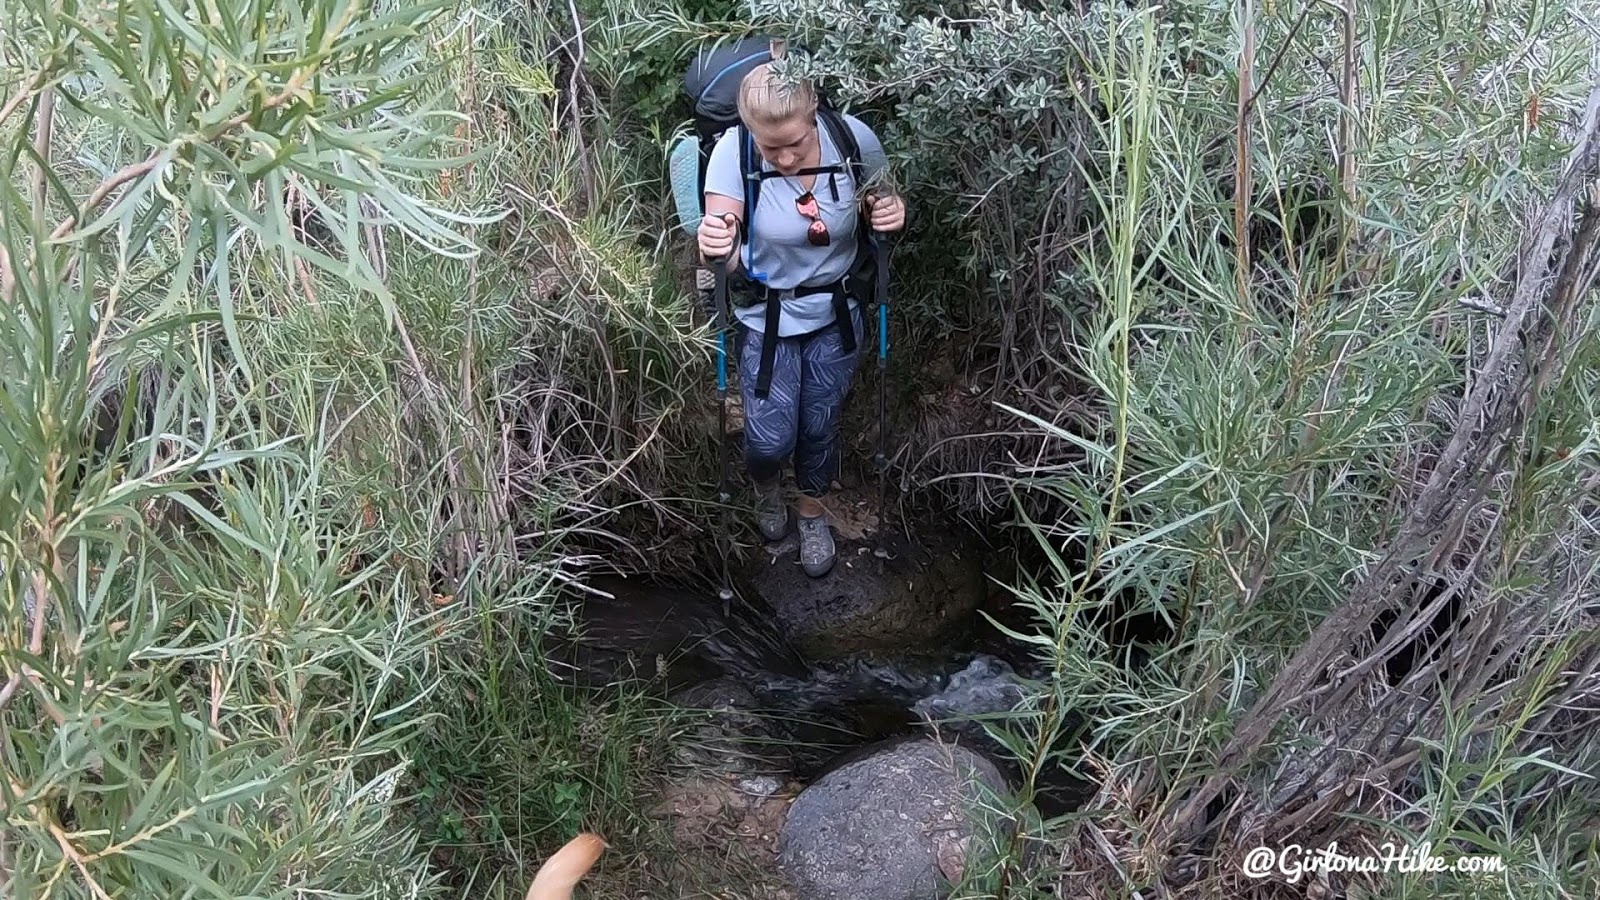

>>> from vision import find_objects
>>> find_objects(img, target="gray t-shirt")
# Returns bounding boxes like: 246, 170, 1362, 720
705, 112, 885, 336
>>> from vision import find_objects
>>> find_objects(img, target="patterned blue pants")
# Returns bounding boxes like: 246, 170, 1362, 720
739, 305, 865, 498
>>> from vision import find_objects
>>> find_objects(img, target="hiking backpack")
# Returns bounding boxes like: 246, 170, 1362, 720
668, 34, 879, 301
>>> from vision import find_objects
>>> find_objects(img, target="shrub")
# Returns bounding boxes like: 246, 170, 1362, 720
1, 1, 685, 896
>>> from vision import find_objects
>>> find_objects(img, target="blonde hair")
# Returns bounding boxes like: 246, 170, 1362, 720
736, 62, 818, 129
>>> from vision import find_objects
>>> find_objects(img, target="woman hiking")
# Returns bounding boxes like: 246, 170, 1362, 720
696, 62, 906, 578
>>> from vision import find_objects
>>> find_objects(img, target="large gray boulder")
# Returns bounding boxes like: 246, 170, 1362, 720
777, 738, 1010, 900
743, 528, 986, 660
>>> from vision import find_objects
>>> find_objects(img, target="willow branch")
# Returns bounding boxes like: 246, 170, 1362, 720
1233, 0, 1256, 320
0, 245, 13, 304
32, 89, 55, 214
49, 66, 314, 243
0, 72, 45, 131
564, 0, 595, 205
0, 566, 54, 715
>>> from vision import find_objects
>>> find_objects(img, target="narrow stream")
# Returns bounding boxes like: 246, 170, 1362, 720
557, 566, 1093, 813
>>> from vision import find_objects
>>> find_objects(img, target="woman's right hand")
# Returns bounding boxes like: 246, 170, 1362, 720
698, 213, 738, 262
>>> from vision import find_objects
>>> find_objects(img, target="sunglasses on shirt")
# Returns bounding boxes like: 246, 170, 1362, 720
795, 190, 829, 247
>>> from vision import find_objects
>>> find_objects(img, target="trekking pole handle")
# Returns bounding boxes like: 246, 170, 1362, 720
707, 213, 739, 338
704, 213, 740, 265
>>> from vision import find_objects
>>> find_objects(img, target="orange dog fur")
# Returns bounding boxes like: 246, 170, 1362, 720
524, 832, 607, 900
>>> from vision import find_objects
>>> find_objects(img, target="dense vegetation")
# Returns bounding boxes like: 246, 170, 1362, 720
3, 1, 1596, 899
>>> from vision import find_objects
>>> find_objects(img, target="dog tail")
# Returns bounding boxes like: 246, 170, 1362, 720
524, 832, 607, 900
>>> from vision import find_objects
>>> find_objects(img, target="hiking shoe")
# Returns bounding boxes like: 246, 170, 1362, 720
755, 480, 788, 542
798, 513, 836, 577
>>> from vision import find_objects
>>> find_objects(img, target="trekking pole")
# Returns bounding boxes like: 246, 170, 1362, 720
711, 227, 737, 611
871, 229, 891, 563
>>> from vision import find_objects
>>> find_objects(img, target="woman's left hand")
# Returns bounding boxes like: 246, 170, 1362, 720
866, 193, 906, 233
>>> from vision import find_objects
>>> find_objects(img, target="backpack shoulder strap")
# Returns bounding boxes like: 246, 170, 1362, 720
817, 106, 864, 188
738, 124, 761, 271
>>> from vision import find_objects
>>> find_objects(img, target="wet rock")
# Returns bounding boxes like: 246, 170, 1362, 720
912, 655, 1027, 749
913, 656, 1026, 722
672, 677, 761, 711
668, 677, 793, 776
742, 529, 986, 660
777, 737, 1010, 900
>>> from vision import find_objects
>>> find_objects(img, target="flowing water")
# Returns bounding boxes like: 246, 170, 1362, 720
561, 571, 1090, 810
